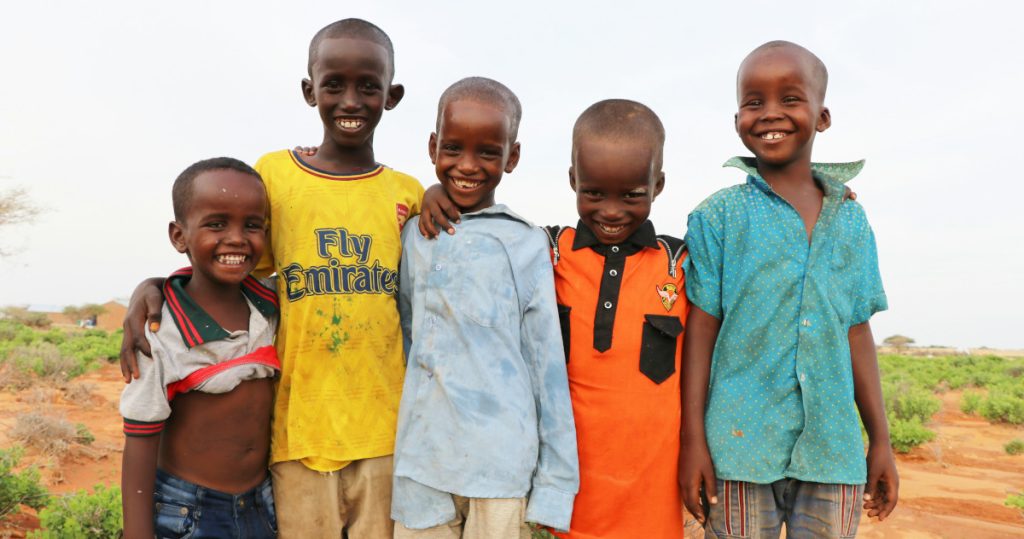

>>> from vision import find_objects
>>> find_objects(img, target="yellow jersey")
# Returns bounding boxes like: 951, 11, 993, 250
254, 150, 423, 467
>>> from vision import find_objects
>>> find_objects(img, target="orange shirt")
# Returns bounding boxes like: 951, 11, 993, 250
549, 222, 688, 539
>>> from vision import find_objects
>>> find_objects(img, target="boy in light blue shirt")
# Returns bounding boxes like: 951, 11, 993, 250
681, 41, 898, 538
393, 77, 578, 538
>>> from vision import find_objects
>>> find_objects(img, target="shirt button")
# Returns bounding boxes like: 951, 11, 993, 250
802, 319, 811, 327
611, 246, 620, 253
604, 301, 613, 309
799, 373, 806, 382
434, 264, 442, 271
609, 269, 618, 277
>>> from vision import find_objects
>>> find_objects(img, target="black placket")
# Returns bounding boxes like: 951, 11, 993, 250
593, 244, 628, 352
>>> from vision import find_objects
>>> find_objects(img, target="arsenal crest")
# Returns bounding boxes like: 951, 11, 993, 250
656, 283, 678, 311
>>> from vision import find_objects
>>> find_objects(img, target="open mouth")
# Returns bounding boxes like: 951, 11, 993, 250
449, 177, 485, 191
759, 131, 789, 141
597, 223, 625, 235
335, 118, 365, 131
215, 254, 248, 266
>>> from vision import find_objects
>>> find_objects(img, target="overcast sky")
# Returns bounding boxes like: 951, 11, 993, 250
2, 1, 1022, 348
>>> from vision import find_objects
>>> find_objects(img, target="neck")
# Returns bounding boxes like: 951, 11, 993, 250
183, 273, 247, 324
756, 158, 815, 189
312, 136, 377, 174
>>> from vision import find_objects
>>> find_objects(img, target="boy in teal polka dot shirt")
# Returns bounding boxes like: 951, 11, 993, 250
680, 41, 898, 538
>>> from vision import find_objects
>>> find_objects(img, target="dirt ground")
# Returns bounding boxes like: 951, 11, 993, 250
1, 363, 1022, 538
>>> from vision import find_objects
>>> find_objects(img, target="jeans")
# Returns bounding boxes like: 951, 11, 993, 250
154, 468, 277, 539
705, 479, 862, 539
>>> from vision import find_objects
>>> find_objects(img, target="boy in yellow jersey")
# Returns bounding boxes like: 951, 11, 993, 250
120, 19, 423, 538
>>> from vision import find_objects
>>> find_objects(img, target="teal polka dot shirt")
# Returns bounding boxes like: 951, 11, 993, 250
683, 157, 887, 485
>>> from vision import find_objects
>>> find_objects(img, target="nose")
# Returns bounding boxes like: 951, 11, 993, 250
340, 86, 361, 112
223, 224, 246, 245
599, 201, 626, 222
760, 100, 784, 121
456, 154, 479, 175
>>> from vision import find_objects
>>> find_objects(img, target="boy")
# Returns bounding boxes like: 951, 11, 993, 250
121, 157, 279, 539
120, 19, 423, 538
418, 99, 688, 538
680, 41, 898, 538
393, 77, 578, 538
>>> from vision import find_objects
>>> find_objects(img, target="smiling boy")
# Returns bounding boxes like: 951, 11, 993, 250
121, 158, 279, 539
681, 41, 897, 538
393, 77, 578, 538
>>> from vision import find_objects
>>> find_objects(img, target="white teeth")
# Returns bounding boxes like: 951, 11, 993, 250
451, 178, 483, 190
217, 255, 247, 265
761, 132, 787, 140
336, 119, 363, 130
598, 224, 624, 234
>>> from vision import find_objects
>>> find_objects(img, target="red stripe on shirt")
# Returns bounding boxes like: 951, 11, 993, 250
166, 346, 280, 401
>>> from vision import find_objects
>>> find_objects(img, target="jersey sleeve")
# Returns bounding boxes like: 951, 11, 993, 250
683, 209, 725, 320
119, 332, 174, 437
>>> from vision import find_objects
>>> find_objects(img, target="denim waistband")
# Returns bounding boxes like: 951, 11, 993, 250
155, 468, 271, 510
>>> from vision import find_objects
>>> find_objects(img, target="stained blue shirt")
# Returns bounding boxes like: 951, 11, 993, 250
683, 157, 887, 485
392, 204, 579, 530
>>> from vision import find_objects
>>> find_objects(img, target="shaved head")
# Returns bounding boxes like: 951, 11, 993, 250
436, 77, 522, 142
307, 18, 395, 78
572, 99, 665, 170
738, 40, 828, 102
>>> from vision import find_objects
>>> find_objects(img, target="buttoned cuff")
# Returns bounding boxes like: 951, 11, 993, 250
526, 485, 575, 532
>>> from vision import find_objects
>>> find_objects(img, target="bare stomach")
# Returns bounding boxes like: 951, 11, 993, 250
158, 377, 274, 494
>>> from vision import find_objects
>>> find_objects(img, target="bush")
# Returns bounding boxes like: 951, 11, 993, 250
11, 412, 78, 456
29, 485, 122, 539
1006, 492, 1024, 512
1005, 439, 1024, 456
888, 416, 936, 453
5, 342, 84, 382
0, 447, 50, 521
890, 388, 941, 422
960, 391, 983, 414
979, 394, 1024, 425
0, 306, 52, 329
75, 424, 95, 446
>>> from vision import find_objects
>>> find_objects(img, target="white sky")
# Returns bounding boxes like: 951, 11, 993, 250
2, 1, 1022, 348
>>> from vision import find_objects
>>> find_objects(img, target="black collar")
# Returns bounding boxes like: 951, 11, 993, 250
572, 220, 658, 256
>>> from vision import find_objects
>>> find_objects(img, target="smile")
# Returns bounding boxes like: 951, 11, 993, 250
450, 177, 485, 191
760, 132, 788, 140
335, 118, 364, 131
597, 223, 625, 234
216, 254, 248, 265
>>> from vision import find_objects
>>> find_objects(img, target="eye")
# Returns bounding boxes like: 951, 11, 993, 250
480, 148, 502, 160
782, 96, 801, 104
744, 99, 762, 108
441, 144, 460, 155
360, 81, 381, 93
581, 190, 603, 199
246, 220, 266, 230
624, 189, 648, 199
205, 221, 225, 229
324, 79, 342, 91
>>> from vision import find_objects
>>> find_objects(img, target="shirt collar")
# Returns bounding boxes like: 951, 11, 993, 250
723, 156, 864, 199
461, 203, 535, 227
163, 268, 278, 349
572, 220, 659, 253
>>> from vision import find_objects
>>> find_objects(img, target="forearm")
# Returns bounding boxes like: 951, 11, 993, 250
122, 436, 160, 539
850, 322, 890, 445
681, 307, 720, 447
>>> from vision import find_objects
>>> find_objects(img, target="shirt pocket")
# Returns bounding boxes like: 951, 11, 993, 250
454, 238, 516, 328
557, 304, 571, 363
639, 314, 683, 384
827, 237, 858, 324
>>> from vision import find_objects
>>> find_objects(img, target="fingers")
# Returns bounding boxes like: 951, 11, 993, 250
440, 199, 461, 234
878, 476, 899, 520
118, 332, 134, 383
291, 145, 318, 156
682, 478, 705, 525
703, 470, 718, 509
419, 206, 439, 239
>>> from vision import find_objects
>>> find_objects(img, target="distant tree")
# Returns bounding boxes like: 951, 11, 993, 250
62, 304, 106, 326
0, 187, 40, 257
883, 334, 916, 353
0, 306, 52, 329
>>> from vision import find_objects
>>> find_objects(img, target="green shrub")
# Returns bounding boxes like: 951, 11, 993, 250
75, 423, 95, 446
30, 484, 122, 539
1006, 492, 1024, 512
1004, 439, 1024, 456
528, 523, 558, 539
960, 391, 983, 414
0, 447, 50, 520
890, 388, 941, 422
979, 393, 1024, 425
5, 342, 84, 382
888, 416, 936, 453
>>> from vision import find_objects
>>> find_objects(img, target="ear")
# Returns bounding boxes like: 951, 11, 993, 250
568, 166, 577, 192
504, 142, 521, 174
428, 132, 438, 164
168, 221, 188, 254
734, 112, 740, 134
817, 106, 831, 132
302, 79, 316, 107
652, 171, 666, 199
385, 84, 405, 110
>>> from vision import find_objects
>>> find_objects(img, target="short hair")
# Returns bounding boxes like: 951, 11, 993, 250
307, 18, 395, 78
436, 77, 523, 143
172, 157, 263, 221
571, 99, 666, 170
739, 40, 829, 101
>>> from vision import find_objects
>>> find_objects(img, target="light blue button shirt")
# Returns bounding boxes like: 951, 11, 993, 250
393, 204, 579, 530
683, 157, 887, 485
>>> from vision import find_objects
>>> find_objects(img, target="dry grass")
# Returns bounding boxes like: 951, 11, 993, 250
10, 412, 78, 457
63, 381, 97, 403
